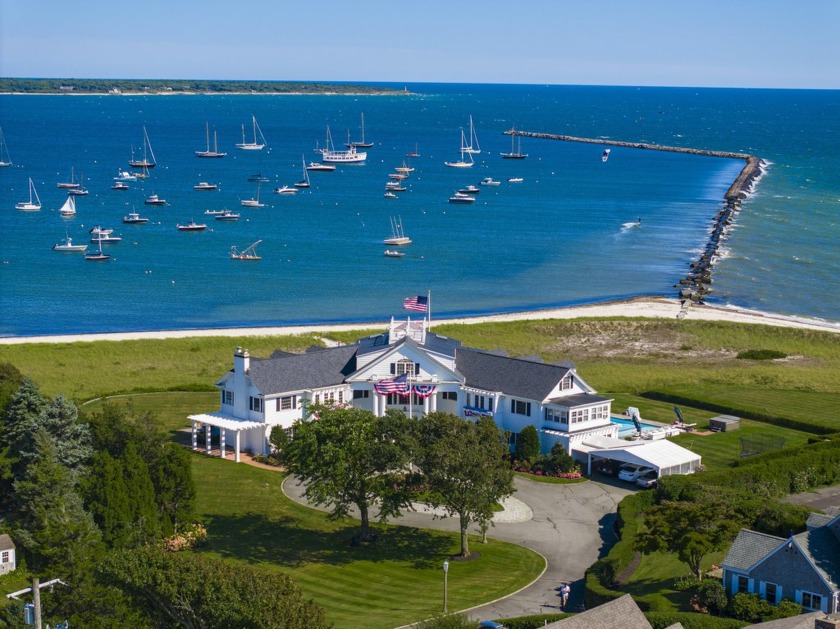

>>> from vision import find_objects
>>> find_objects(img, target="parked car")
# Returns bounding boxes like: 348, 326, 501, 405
618, 463, 654, 483
636, 470, 659, 488
594, 459, 621, 476
478, 622, 507, 629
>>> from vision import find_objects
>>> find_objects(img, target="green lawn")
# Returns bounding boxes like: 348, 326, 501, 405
191, 455, 544, 629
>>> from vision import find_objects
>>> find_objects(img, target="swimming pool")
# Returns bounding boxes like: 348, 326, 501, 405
610, 416, 661, 437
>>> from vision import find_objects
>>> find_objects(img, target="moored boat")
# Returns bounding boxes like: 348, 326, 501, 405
273, 185, 298, 195
500, 129, 528, 159
214, 209, 240, 221
84, 240, 110, 261
458, 185, 480, 195
345, 113, 373, 149
230, 240, 262, 260
177, 221, 207, 231
480, 177, 501, 186
111, 181, 129, 191
383, 216, 412, 245
193, 182, 218, 191
123, 211, 149, 224
448, 192, 475, 204
128, 126, 157, 169
90, 233, 122, 244
15, 178, 41, 211
320, 126, 366, 163
306, 162, 335, 171
58, 195, 76, 217
144, 193, 167, 205
602, 148, 611, 162
444, 129, 475, 168
0, 127, 12, 167
507, 177, 524, 183
57, 166, 81, 189
195, 121, 226, 158
236, 115, 267, 151
53, 231, 87, 252
384, 249, 405, 257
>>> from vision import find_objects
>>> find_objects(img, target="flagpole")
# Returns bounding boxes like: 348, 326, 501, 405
427, 289, 431, 331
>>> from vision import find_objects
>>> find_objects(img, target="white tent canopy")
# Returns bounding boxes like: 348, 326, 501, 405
579, 437, 701, 477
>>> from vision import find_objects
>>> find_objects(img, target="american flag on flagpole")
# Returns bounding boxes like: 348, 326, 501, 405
403, 295, 428, 312
373, 373, 409, 395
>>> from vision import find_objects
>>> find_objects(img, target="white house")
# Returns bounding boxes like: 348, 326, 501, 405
0, 534, 16, 575
189, 316, 618, 462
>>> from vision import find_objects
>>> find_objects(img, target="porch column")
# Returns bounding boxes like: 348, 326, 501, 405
423, 395, 430, 414
373, 391, 381, 417
235, 431, 241, 463
191, 421, 198, 450
431, 393, 438, 412
205, 423, 212, 454
219, 428, 226, 459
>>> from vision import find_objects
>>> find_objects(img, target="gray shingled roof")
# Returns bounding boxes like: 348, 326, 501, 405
548, 393, 612, 407
456, 347, 572, 400
248, 345, 357, 395
543, 594, 653, 629
723, 529, 785, 571
794, 524, 840, 589
744, 611, 824, 629
0, 534, 14, 551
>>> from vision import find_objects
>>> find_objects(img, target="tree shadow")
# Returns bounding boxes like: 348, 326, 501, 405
596, 512, 620, 559
203, 511, 453, 569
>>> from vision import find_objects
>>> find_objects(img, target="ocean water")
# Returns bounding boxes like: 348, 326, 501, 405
0, 84, 838, 336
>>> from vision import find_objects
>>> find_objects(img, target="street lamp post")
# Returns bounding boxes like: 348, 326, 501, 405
442, 560, 449, 613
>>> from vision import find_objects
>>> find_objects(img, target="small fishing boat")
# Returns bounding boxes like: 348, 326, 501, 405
273, 185, 298, 195
204, 209, 227, 216
507, 177, 524, 183
306, 162, 336, 172
111, 181, 129, 191
15, 178, 42, 211
90, 232, 122, 244
114, 170, 137, 182
196, 121, 226, 158
384, 191, 397, 199
89, 226, 113, 236
602, 148, 611, 163
384, 249, 405, 258
193, 182, 218, 191
123, 211, 149, 224
480, 177, 501, 186
53, 231, 87, 252
448, 192, 475, 204
177, 221, 207, 232
144, 193, 167, 205
385, 181, 406, 192
458, 185, 480, 195
248, 173, 270, 182
230, 240, 262, 260
383, 216, 412, 245
236, 116, 267, 151
58, 195, 76, 217
214, 209, 240, 221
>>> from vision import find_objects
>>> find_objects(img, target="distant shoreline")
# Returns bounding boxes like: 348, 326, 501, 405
1, 297, 837, 345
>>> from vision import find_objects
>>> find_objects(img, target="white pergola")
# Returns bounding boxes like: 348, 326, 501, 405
188, 412, 265, 463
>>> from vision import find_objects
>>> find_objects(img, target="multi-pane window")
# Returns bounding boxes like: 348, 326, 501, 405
510, 399, 531, 416
764, 582, 778, 604
277, 396, 297, 411
442, 391, 457, 401
353, 390, 370, 399
737, 575, 749, 594
223, 390, 234, 405
249, 396, 263, 412
561, 375, 573, 390
1, 551, 8, 564
545, 408, 564, 423
801, 592, 822, 610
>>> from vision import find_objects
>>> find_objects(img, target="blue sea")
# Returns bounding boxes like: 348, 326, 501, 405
1, 84, 838, 337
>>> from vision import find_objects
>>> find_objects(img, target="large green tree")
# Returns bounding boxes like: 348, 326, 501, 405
418, 413, 514, 557
279, 405, 414, 540
635, 500, 739, 580
98, 547, 330, 628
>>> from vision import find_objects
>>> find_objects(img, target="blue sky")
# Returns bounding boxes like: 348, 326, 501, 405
1, 0, 838, 89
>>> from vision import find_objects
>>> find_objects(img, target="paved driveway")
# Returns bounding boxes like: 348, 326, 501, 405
283, 474, 634, 620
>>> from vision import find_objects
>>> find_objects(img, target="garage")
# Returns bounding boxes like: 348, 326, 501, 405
574, 435, 702, 478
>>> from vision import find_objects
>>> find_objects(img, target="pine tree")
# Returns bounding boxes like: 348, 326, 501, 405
149, 442, 196, 535
85, 451, 132, 547
122, 443, 160, 543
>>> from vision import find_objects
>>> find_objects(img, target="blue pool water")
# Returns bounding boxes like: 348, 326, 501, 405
610, 416, 660, 436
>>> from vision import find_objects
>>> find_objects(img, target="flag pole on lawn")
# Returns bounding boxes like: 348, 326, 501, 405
427, 289, 431, 330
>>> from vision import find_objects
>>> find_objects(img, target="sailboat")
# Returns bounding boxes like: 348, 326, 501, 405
236, 115, 267, 151
0, 127, 12, 167
84, 237, 110, 261
383, 216, 412, 246
241, 181, 265, 207
500, 129, 528, 159
15, 178, 42, 211
68, 173, 89, 196
320, 126, 366, 163
195, 121, 226, 158
294, 155, 312, 188
407, 143, 420, 158
230, 240, 262, 260
128, 126, 157, 168
57, 166, 81, 189
444, 129, 475, 168
464, 115, 481, 154
345, 112, 373, 148
58, 195, 77, 217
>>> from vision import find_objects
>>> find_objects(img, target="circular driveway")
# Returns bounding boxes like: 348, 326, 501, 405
283, 474, 634, 619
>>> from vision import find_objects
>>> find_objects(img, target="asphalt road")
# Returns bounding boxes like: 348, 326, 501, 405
282, 474, 635, 621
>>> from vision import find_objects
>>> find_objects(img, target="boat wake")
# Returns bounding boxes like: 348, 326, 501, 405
620, 220, 642, 232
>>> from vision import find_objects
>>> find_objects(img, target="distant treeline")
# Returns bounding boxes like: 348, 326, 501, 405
0, 77, 406, 95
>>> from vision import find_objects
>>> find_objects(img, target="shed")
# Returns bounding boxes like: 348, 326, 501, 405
0, 534, 16, 575
710, 415, 740, 432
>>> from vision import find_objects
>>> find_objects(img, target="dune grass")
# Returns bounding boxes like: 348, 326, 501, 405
191, 455, 544, 629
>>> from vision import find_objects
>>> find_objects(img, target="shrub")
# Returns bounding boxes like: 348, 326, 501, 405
515, 425, 541, 462
696, 579, 728, 615
645, 611, 747, 628
736, 349, 787, 360
162, 522, 207, 552
495, 612, 571, 629
728, 592, 773, 623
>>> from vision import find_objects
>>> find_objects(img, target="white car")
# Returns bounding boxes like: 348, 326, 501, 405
636, 470, 659, 488
618, 464, 654, 483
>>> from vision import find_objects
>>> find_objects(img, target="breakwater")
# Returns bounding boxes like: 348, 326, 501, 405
509, 130, 765, 307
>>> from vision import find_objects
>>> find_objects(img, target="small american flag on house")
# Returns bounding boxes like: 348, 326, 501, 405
373, 373, 409, 395
403, 295, 428, 312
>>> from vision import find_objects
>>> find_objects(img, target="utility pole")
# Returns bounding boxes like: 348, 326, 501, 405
32, 577, 41, 629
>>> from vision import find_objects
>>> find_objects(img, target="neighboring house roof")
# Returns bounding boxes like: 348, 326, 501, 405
0, 534, 14, 551
793, 521, 840, 590
248, 345, 357, 395
743, 611, 824, 629
542, 594, 657, 629
723, 529, 785, 571
456, 347, 573, 400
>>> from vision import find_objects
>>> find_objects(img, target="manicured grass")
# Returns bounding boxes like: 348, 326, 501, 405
191, 455, 545, 629
82, 391, 218, 435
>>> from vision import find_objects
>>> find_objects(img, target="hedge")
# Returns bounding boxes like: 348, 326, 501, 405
640, 390, 834, 435
646, 611, 747, 629
495, 612, 571, 628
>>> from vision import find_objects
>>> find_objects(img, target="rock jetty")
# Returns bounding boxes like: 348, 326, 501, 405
507, 130, 765, 309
